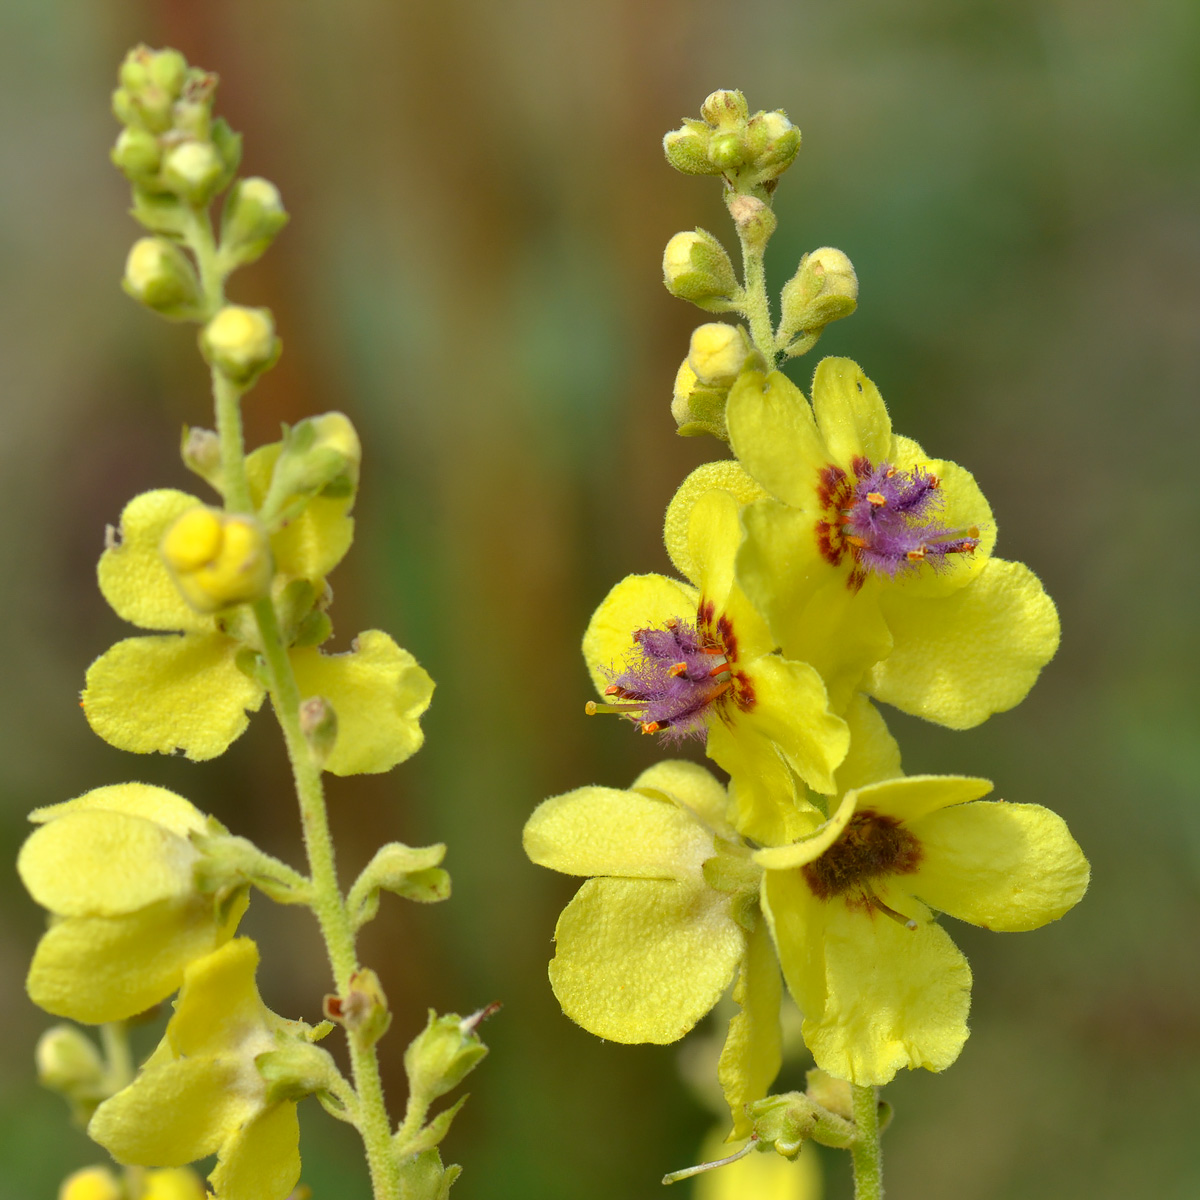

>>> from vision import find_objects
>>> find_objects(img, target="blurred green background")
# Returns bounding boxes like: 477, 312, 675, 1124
2, 1, 1198, 1197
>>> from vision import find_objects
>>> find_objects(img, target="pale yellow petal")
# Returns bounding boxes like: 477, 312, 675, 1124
19, 810, 196, 916
549, 876, 743, 1044
718, 920, 783, 1138
852, 774, 993, 823
523, 786, 713, 881
168, 938, 265, 1059
907, 801, 1090, 931
867, 557, 1061, 729
754, 791, 858, 871
833, 695, 902, 794
726, 369, 825, 508
665, 460, 768, 584
809, 358, 891, 471
581, 573, 698, 693
83, 634, 264, 759
290, 630, 434, 775
208, 1102, 301, 1200
98, 490, 209, 633
760, 869, 827, 1024
804, 899, 970, 1086
736, 499, 826, 637
29, 782, 206, 838
89, 1056, 252, 1166
632, 759, 730, 830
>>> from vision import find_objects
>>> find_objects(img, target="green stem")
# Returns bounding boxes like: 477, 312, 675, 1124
736, 223, 777, 365
850, 1084, 884, 1200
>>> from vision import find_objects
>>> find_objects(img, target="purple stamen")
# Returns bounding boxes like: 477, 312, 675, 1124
602, 618, 731, 743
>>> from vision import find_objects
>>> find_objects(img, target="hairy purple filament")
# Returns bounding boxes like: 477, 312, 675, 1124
602, 618, 731, 742
817, 457, 980, 589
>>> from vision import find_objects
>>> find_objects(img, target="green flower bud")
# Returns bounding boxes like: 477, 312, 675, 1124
777, 246, 858, 356
201, 305, 281, 384
748, 1091, 856, 1154
746, 110, 801, 175
219, 177, 290, 269
662, 229, 740, 312
701, 89, 749, 128
324, 969, 392, 1049
122, 237, 202, 319
114, 46, 177, 134
727, 194, 777, 254
211, 118, 243, 185
671, 357, 730, 441
171, 69, 219, 141
707, 131, 745, 171
36, 1025, 105, 1096
162, 140, 224, 204
110, 126, 161, 184
663, 123, 720, 176
404, 1008, 493, 1105
688, 322, 751, 386
147, 49, 188, 97
260, 412, 361, 522
299, 695, 339, 767
128, 187, 190, 237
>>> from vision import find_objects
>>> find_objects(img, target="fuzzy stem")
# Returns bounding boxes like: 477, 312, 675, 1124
735, 224, 776, 365
850, 1084, 884, 1200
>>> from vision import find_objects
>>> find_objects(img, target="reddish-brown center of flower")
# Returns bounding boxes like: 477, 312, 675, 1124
802, 809, 923, 926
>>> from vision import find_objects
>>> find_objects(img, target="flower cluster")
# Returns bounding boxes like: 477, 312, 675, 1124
21, 46, 482, 1200
525, 89, 1088, 1179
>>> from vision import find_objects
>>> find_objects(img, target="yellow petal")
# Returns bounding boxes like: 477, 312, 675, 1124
168, 938, 266, 1059
736, 499, 826, 634
248, 443, 354, 581
208, 1102, 301, 1200
803, 897, 971, 1086
549, 876, 743, 1044
27, 891, 248, 1025
852, 774, 993, 823
29, 782, 206, 838
19, 810, 196, 916
89, 1055, 252, 1166
631, 759, 730, 830
665, 460, 769, 584
907, 801, 1090, 931
523, 786, 713, 881
867, 557, 1060, 729
290, 630, 434, 775
141, 1168, 207, 1200
809, 358, 892, 471
760, 869, 827, 1024
726, 369, 825, 509
833, 695, 902, 794
98, 490, 210, 633
754, 791, 858, 871
737, 655, 849, 795
693, 1127, 822, 1200
581, 573, 698, 694
718, 920, 783, 1138
83, 633, 265, 759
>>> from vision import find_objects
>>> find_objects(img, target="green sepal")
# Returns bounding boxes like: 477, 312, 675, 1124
129, 187, 190, 238
348, 843, 450, 930
395, 1149, 461, 1200
747, 1091, 857, 1154
255, 1038, 345, 1106
398, 1095, 469, 1157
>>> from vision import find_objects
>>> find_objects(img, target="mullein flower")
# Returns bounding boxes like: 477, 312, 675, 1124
757, 770, 1089, 1085
721, 358, 1060, 725
18, 783, 248, 1024
89, 938, 309, 1200
83, 443, 432, 771
583, 487, 848, 842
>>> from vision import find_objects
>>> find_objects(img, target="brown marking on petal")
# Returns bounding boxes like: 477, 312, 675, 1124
716, 612, 738, 662
816, 519, 844, 566
802, 809, 923, 901
851, 455, 873, 479
816, 463, 848, 510
846, 567, 867, 592
732, 670, 756, 712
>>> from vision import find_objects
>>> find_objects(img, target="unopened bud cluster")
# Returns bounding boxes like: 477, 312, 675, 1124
663, 89, 800, 197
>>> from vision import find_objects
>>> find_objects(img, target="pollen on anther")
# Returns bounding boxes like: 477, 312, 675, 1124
866, 492, 886, 507
906, 545, 927, 562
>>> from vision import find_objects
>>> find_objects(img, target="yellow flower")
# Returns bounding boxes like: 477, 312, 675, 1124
18, 783, 247, 1024
583, 488, 847, 843
58, 1166, 121, 1200
89, 939, 305, 1200
717, 359, 1059, 726
757, 770, 1089, 1086
82, 458, 432, 771
523, 761, 757, 1045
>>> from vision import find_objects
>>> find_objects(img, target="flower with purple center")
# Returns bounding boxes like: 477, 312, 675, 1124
583, 488, 849, 845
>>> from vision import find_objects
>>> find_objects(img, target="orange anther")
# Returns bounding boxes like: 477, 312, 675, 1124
668, 662, 688, 677
845, 535, 867, 549
967, 525, 980, 539
866, 492, 886, 507
640, 721, 664, 735
604, 684, 621, 696
906, 545, 927, 562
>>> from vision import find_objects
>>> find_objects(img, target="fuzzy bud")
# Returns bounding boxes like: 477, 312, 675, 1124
700, 89, 750, 128
663, 124, 719, 176
219, 177, 289, 269
161, 140, 224, 205
727, 194, 777, 254
36, 1025, 106, 1098
404, 1007, 493, 1105
160, 506, 272, 613
688, 323, 751, 386
671, 357, 730, 442
324, 969, 392, 1049
123, 237, 202, 319
662, 229, 740, 312
110, 126, 161, 184
201, 305, 281, 385
778, 247, 858, 356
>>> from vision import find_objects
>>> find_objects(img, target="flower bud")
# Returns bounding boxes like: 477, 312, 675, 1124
114, 46, 190, 134
662, 229, 740, 312
727, 194, 777, 255
663, 124, 720, 176
701, 89, 749, 128
707, 131, 745, 171
324, 968, 393, 1048
141, 1168, 207, 1200
110, 126, 161, 183
162, 139, 224, 204
37, 1025, 105, 1094
201, 305, 281, 384
688, 322, 751, 386
219, 177, 290, 269
299, 695, 339, 767
404, 1008, 492, 1104
671, 358, 730, 442
160, 506, 272, 613
180, 425, 223, 489
748, 1091, 856, 1154
777, 247, 858, 355
59, 1166, 122, 1200
123, 237, 203, 319
260, 412, 362, 526
745, 110, 801, 176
